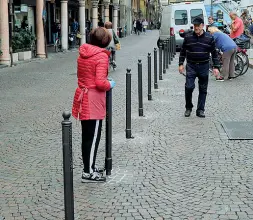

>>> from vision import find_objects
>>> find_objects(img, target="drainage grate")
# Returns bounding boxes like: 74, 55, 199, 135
221, 121, 253, 140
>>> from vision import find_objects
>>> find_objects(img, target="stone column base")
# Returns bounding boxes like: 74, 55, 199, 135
36, 54, 47, 58
0, 58, 10, 66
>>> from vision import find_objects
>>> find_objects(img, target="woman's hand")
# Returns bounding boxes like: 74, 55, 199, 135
109, 80, 116, 89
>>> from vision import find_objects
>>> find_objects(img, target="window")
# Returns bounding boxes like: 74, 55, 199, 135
175, 10, 188, 25
190, 9, 203, 23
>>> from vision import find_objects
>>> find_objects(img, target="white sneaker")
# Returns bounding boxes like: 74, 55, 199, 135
81, 171, 106, 183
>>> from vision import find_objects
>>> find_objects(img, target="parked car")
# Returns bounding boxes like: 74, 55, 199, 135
157, 2, 208, 51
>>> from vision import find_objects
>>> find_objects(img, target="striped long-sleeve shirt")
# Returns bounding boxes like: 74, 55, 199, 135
179, 31, 220, 68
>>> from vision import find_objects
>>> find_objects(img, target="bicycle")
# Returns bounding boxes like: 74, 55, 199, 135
221, 26, 250, 76
236, 48, 249, 75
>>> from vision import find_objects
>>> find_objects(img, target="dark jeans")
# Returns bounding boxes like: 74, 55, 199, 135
185, 63, 209, 112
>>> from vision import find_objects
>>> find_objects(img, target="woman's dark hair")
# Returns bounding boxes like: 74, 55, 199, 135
89, 27, 112, 48
104, 22, 113, 29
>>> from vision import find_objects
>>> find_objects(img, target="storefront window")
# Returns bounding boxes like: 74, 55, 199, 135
14, 5, 28, 30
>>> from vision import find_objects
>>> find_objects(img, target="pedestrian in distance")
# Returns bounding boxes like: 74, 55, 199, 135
208, 16, 216, 27
230, 11, 244, 39
206, 16, 217, 32
142, 19, 148, 34
71, 18, 79, 34
179, 17, 220, 118
72, 27, 116, 182
136, 19, 142, 35
133, 19, 137, 34
52, 20, 61, 44
105, 21, 120, 69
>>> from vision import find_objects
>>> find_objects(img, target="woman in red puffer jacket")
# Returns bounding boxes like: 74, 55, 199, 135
72, 27, 115, 183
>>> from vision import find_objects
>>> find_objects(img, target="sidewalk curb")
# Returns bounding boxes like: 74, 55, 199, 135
0, 49, 79, 69
0, 34, 136, 70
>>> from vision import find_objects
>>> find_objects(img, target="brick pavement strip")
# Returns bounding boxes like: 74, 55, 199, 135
1, 30, 253, 220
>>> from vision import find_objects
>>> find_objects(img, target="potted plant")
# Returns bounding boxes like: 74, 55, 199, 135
11, 32, 22, 62
12, 29, 35, 61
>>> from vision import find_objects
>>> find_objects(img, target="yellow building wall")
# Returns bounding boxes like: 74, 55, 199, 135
140, 0, 146, 19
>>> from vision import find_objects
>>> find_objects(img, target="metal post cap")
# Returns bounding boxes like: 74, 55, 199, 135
138, 59, 142, 63
62, 111, 71, 120
126, 68, 131, 73
148, 53, 151, 56
154, 48, 157, 51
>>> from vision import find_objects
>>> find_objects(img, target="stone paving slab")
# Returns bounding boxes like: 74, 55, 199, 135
1, 30, 253, 220
222, 121, 253, 140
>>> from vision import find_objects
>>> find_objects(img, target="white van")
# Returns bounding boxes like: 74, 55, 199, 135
158, 2, 208, 50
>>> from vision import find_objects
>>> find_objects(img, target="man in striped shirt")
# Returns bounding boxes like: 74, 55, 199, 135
179, 17, 220, 118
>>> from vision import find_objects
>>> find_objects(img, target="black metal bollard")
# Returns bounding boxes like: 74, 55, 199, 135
148, 53, 152, 101
170, 36, 173, 61
159, 42, 163, 80
154, 48, 158, 89
138, 60, 144, 117
163, 41, 166, 74
61, 111, 74, 220
168, 38, 171, 65
174, 35, 177, 55
166, 39, 169, 69
126, 69, 133, 139
173, 35, 176, 57
105, 90, 112, 176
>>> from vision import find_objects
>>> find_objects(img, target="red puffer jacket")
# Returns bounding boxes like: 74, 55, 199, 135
72, 44, 111, 120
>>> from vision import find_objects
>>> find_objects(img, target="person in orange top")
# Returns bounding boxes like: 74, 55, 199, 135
230, 11, 244, 39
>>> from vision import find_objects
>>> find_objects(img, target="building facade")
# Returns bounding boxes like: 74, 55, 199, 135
0, 0, 132, 66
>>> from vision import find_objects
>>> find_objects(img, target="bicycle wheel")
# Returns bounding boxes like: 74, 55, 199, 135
237, 52, 249, 75
234, 54, 244, 78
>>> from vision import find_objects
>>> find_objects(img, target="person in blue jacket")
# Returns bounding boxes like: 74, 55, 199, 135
208, 26, 237, 81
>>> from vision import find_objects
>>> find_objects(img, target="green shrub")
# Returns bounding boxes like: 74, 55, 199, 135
12, 29, 35, 53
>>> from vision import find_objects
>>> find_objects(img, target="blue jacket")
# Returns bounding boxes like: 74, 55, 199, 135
213, 32, 237, 52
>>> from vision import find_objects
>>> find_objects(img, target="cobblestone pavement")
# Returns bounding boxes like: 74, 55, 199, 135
1, 30, 253, 220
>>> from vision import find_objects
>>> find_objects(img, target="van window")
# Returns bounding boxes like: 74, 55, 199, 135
190, 9, 203, 23
174, 10, 188, 25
